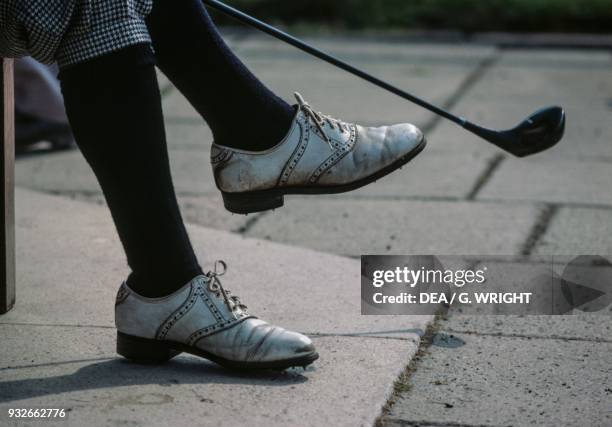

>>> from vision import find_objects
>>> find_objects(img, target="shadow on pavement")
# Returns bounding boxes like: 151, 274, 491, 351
0, 357, 309, 403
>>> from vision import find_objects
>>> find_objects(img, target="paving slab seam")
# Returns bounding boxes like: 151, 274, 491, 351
466, 154, 506, 200
421, 50, 501, 134
31, 188, 612, 212
474, 199, 612, 211
376, 315, 445, 427
443, 328, 612, 344
28, 180, 612, 215
294, 194, 612, 211
520, 204, 559, 256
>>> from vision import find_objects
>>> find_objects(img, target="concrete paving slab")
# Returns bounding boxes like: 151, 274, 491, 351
0, 187, 436, 425
471, 54, 612, 108
165, 122, 213, 150
163, 38, 494, 128
0, 325, 416, 427
494, 49, 612, 66
238, 35, 496, 64
7, 39, 611, 427
246, 199, 541, 256
156, 69, 171, 94
167, 149, 217, 195
161, 59, 448, 128
234, 61, 465, 128
179, 195, 250, 232
162, 89, 202, 123
430, 49, 612, 161
163, 127, 495, 201
451, 49, 611, 115
445, 313, 612, 343
432, 101, 612, 161
16, 147, 218, 196
443, 259, 612, 341
534, 207, 612, 255
385, 333, 612, 427
16, 150, 100, 193
477, 158, 612, 206
0, 324, 115, 369
68, 192, 249, 234
5, 188, 432, 340
350, 150, 494, 200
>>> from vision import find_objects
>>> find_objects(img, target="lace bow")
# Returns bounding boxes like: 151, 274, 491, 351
295, 92, 348, 149
206, 260, 247, 312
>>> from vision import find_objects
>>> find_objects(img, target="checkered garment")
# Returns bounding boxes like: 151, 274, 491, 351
0, 0, 153, 68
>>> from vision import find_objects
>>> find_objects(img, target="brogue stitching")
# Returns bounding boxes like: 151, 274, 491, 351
155, 282, 199, 340
279, 118, 309, 187
308, 123, 357, 184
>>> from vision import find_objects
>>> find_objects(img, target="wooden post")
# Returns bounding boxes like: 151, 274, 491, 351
1, 58, 15, 314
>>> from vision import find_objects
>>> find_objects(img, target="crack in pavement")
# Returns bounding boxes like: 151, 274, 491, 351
0, 321, 114, 329
0, 357, 114, 372
0, 321, 420, 343
443, 328, 612, 344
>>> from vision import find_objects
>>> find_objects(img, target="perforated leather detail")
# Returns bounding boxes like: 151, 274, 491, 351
309, 123, 357, 184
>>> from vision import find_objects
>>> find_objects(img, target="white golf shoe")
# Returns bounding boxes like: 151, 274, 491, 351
115, 261, 318, 370
211, 93, 426, 214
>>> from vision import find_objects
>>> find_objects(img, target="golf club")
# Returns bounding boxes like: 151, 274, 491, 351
203, 0, 566, 157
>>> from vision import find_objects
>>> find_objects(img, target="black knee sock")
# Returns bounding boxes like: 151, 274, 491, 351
59, 44, 203, 298
146, 0, 295, 151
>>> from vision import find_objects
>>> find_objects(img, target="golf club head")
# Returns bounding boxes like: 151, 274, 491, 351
464, 106, 566, 157
506, 106, 566, 157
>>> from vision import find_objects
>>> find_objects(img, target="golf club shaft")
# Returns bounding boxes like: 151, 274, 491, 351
203, 0, 468, 128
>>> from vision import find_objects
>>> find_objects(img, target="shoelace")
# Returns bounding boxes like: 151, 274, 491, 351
206, 260, 248, 313
294, 92, 348, 149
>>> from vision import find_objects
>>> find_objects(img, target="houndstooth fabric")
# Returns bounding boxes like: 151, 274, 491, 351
0, 0, 153, 68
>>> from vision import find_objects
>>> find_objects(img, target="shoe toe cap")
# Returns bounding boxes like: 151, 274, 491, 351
384, 123, 424, 153
269, 329, 316, 360
238, 319, 316, 362
288, 331, 316, 355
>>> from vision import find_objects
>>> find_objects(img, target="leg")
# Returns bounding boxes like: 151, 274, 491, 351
59, 43, 317, 369
146, 0, 294, 151
59, 44, 202, 298
147, 0, 425, 215
36, 1, 317, 369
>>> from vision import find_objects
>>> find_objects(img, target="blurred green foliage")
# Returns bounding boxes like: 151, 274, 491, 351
217, 0, 612, 33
